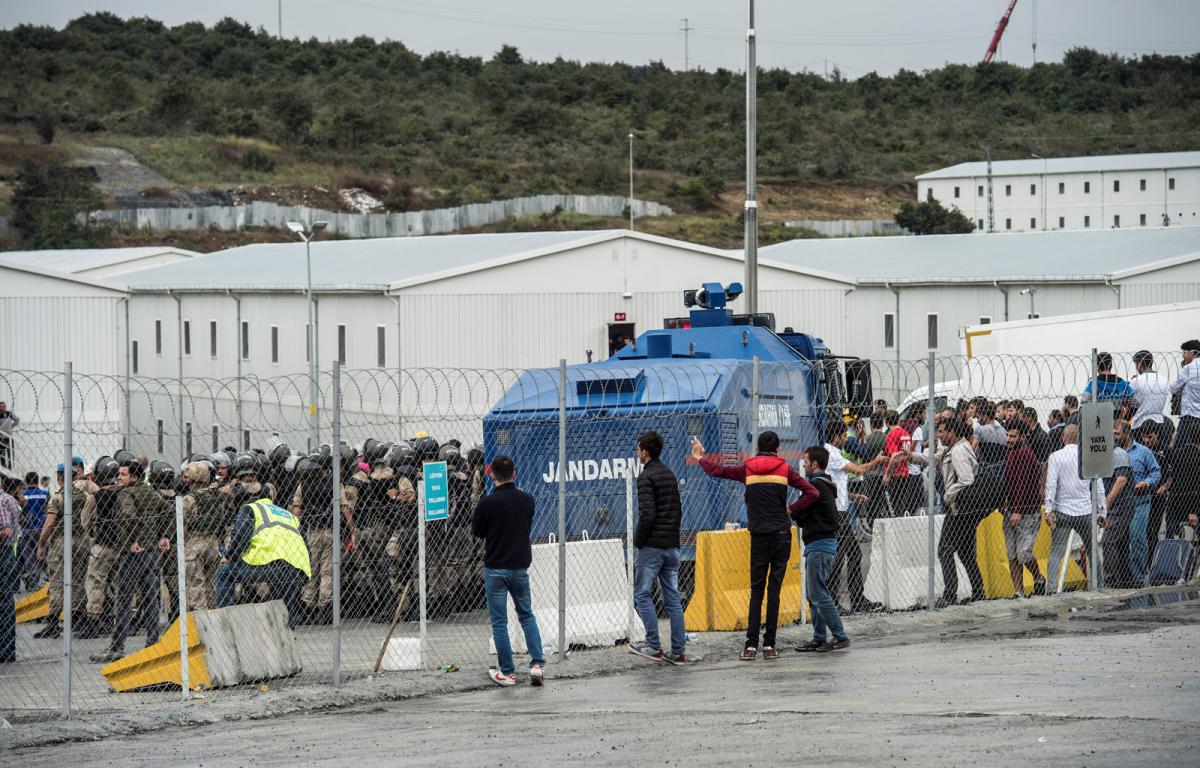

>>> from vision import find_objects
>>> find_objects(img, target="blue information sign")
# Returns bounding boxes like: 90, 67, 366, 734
422, 461, 450, 521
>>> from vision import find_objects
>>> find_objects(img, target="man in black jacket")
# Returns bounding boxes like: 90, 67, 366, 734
628, 431, 686, 665
794, 446, 850, 653
470, 455, 545, 688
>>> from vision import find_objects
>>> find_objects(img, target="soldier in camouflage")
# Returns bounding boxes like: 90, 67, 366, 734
33, 458, 94, 639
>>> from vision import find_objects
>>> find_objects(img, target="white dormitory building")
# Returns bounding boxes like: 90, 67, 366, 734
916, 151, 1200, 233
3, 226, 1200, 467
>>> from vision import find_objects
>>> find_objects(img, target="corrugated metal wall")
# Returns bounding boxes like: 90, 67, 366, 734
0, 296, 123, 375
1121, 282, 1200, 307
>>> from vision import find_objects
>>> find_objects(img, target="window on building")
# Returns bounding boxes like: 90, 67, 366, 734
953, 186, 960, 199
1058, 182, 1065, 194
1005, 218, 1012, 230
977, 185, 983, 197
1030, 183, 1036, 195
271, 326, 279, 364
209, 320, 217, 357
1140, 213, 1147, 226
1005, 184, 1012, 197
337, 324, 347, 364
1058, 216, 1065, 228
978, 219, 984, 229
1169, 177, 1176, 191
883, 313, 895, 349
1030, 218, 1037, 229
926, 188, 933, 202
183, 320, 191, 355
131, 340, 139, 374
377, 326, 386, 368
1084, 181, 1091, 194
185, 422, 193, 454
1114, 215, 1120, 228
926, 314, 939, 350
1113, 179, 1120, 193
240, 321, 249, 360
211, 426, 219, 452
242, 429, 251, 451
979, 316, 992, 325
155, 320, 162, 355
156, 419, 164, 454
1084, 215, 1091, 228
1140, 179, 1147, 191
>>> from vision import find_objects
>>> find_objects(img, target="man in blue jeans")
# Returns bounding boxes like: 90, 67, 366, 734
628, 431, 686, 665
471, 454, 545, 687
794, 446, 850, 653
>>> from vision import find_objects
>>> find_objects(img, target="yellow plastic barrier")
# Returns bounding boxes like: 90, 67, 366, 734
15, 585, 49, 624
685, 528, 805, 632
99, 613, 210, 692
976, 509, 1088, 597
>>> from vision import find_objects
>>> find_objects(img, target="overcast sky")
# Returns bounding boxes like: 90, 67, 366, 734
3, 1, 1198, 76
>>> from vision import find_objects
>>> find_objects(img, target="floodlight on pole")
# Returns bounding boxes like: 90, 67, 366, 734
288, 220, 328, 451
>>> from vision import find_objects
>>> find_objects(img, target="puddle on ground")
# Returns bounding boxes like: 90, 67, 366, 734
1104, 589, 1200, 612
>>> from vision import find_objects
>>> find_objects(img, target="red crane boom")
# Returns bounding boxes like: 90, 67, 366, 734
983, 0, 1019, 63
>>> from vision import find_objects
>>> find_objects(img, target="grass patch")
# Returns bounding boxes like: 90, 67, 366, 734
91, 134, 339, 187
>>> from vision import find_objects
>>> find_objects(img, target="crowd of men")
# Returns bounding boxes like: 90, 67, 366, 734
835, 344, 1200, 607
1, 435, 486, 663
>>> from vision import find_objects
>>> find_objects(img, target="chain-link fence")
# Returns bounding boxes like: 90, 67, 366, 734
2, 347, 1197, 724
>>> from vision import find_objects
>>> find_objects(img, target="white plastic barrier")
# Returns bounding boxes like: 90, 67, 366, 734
865, 513, 973, 610
492, 534, 632, 656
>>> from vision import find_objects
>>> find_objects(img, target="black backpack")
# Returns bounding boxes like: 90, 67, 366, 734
956, 462, 1004, 519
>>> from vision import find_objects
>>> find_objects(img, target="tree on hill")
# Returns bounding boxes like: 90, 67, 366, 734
11, 159, 107, 248
894, 198, 975, 235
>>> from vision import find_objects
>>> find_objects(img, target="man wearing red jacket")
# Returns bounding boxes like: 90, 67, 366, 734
693, 431, 819, 661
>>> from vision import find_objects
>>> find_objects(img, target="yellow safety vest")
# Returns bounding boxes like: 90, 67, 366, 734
241, 499, 311, 578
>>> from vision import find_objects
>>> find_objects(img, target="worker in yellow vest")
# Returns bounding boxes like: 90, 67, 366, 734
214, 497, 311, 629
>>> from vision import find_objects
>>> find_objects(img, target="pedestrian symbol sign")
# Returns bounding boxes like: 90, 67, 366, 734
1078, 402, 1114, 479
422, 460, 450, 521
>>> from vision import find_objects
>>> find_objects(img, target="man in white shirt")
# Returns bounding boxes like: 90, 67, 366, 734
1043, 424, 1107, 593
823, 421, 884, 613
1171, 340, 1200, 452
1129, 350, 1171, 438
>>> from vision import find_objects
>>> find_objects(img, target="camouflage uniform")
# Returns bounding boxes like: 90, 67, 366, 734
41, 480, 94, 621
294, 476, 352, 610
384, 474, 419, 616
85, 483, 123, 625
183, 486, 226, 610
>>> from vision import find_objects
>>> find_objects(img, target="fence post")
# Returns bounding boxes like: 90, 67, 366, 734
174, 495, 189, 700
331, 360, 342, 688
625, 473, 636, 643
925, 352, 936, 611
62, 361, 73, 719
557, 359, 567, 663
750, 355, 761, 448
1087, 347, 1100, 592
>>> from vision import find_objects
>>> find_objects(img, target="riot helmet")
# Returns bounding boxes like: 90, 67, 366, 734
93, 455, 120, 486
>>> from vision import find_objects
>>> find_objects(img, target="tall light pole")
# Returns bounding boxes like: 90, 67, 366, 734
744, 0, 758, 314
1031, 153, 1048, 230
628, 132, 635, 232
288, 220, 327, 451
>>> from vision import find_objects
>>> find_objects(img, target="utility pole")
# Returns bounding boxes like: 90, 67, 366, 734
278, 0, 283, 38
1032, 0, 1038, 64
744, 0, 758, 314
679, 18, 693, 72
628, 132, 635, 232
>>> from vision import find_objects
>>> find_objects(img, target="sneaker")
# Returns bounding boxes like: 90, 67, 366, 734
629, 642, 663, 662
795, 639, 824, 652
934, 596, 955, 609
851, 600, 884, 613
529, 663, 544, 687
663, 652, 687, 666
1033, 579, 1047, 596
816, 637, 850, 653
487, 668, 516, 687
33, 621, 61, 639
740, 646, 757, 661
89, 649, 124, 664
762, 647, 780, 660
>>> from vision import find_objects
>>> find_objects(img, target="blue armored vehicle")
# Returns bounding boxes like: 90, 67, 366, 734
482, 282, 867, 550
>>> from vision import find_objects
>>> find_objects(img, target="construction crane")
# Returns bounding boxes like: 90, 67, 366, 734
983, 0, 1019, 63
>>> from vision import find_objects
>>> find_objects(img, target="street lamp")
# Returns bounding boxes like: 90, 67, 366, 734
287, 220, 327, 451
628, 132, 634, 232
1031, 153, 1047, 230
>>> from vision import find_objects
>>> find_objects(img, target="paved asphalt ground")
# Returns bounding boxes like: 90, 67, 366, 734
11, 590, 1200, 767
